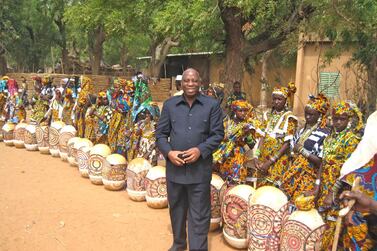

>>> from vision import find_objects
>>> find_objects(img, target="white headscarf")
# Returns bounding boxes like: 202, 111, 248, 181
340, 110, 377, 178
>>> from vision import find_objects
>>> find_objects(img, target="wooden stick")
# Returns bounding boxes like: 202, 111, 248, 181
331, 177, 361, 251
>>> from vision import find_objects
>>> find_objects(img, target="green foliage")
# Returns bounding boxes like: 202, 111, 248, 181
306, 0, 377, 66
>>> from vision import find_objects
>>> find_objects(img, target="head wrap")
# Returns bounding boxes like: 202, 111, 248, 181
98, 91, 107, 98
305, 93, 330, 127
65, 88, 73, 97
272, 82, 296, 98
231, 100, 254, 119
333, 100, 364, 132
42, 75, 51, 85
133, 101, 160, 122
78, 76, 94, 106
2, 76, 9, 80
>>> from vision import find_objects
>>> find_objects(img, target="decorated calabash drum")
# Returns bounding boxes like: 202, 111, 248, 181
77, 146, 92, 177
222, 184, 255, 249
0, 119, 5, 141
88, 144, 111, 185
145, 166, 168, 209
2, 122, 15, 146
280, 198, 325, 251
13, 122, 28, 148
77, 141, 94, 177
24, 124, 38, 151
247, 186, 289, 251
49, 121, 65, 157
210, 174, 225, 231
58, 125, 77, 161
126, 158, 152, 201
67, 137, 82, 166
102, 154, 127, 191
36, 125, 50, 153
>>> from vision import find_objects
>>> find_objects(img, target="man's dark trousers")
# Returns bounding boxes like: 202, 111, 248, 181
167, 179, 211, 251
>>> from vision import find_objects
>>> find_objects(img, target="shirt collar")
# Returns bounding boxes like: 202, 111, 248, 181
175, 93, 204, 106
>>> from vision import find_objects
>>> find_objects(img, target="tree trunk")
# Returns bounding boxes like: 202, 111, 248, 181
89, 25, 106, 75
218, 2, 245, 96
149, 37, 179, 78
366, 56, 377, 116
61, 47, 69, 73
0, 45, 6, 75
120, 45, 128, 75
259, 50, 272, 109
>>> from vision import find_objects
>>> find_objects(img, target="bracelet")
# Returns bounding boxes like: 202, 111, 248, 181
254, 149, 261, 158
315, 179, 320, 185
301, 149, 311, 158
270, 154, 279, 163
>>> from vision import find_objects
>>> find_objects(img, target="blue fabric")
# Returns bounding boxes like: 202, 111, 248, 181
156, 93, 224, 184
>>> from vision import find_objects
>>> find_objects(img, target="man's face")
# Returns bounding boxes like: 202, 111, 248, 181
182, 70, 200, 98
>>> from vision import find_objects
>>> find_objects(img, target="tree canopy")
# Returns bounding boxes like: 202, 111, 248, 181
1, 0, 376, 113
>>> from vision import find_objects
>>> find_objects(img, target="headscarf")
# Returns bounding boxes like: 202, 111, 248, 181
78, 76, 94, 106
98, 91, 107, 98
42, 75, 51, 86
2, 76, 10, 80
231, 100, 254, 119
133, 101, 160, 122
333, 100, 364, 133
305, 93, 330, 127
272, 82, 296, 107
340, 111, 377, 178
272, 82, 296, 99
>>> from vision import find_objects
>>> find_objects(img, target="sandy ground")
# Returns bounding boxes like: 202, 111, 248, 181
0, 143, 234, 251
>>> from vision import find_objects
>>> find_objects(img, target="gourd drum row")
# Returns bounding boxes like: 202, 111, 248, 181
1, 120, 326, 251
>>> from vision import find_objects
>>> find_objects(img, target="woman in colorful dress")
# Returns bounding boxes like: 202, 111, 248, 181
311, 101, 363, 250
45, 89, 64, 123
93, 91, 113, 144
329, 111, 377, 250
254, 82, 298, 187
131, 75, 151, 121
74, 76, 93, 137
128, 102, 160, 165
30, 76, 49, 124
84, 94, 98, 143
108, 79, 133, 156
213, 100, 262, 184
282, 94, 330, 201
62, 88, 74, 125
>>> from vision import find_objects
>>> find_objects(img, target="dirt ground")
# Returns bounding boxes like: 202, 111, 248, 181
0, 143, 234, 251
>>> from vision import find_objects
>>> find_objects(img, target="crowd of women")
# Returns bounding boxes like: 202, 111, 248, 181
1, 73, 376, 250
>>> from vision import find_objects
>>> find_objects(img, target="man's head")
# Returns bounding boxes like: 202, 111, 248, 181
182, 68, 201, 99
233, 81, 241, 94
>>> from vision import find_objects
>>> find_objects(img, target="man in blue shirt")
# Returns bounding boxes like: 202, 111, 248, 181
156, 68, 224, 251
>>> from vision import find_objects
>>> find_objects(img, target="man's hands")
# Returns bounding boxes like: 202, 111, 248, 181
168, 151, 186, 166
167, 147, 201, 166
182, 147, 201, 164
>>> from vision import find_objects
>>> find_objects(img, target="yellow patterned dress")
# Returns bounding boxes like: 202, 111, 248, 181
62, 98, 74, 125
84, 105, 98, 143
338, 155, 377, 250
257, 110, 298, 187
318, 130, 361, 250
282, 126, 329, 201
213, 117, 262, 183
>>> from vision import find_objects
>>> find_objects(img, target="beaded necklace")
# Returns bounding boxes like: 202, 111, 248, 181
296, 122, 320, 148
266, 109, 285, 133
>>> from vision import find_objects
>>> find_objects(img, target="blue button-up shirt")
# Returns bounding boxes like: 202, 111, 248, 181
156, 93, 224, 184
